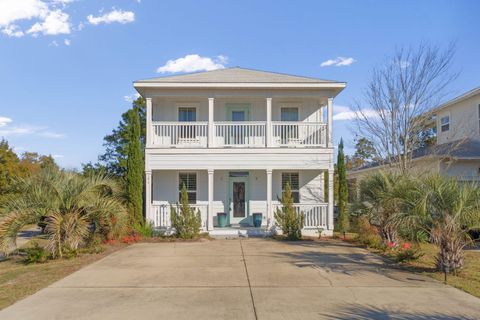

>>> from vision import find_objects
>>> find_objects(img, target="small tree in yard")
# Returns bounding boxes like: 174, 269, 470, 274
336, 138, 350, 237
171, 184, 202, 239
275, 182, 304, 240
395, 176, 480, 273
125, 107, 144, 226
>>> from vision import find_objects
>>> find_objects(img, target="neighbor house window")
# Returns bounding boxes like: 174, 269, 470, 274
179, 172, 197, 204
282, 172, 300, 203
440, 116, 450, 132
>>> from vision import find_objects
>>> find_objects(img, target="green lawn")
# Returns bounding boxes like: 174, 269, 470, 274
0, 242, 126, 310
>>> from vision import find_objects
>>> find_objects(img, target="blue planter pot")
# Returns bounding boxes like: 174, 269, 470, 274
217, 213, 227, 228
253, 213, 262, 228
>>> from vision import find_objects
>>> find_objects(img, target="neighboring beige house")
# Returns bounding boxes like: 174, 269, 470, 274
348, 87, 480, 183
134, 67, 346, 237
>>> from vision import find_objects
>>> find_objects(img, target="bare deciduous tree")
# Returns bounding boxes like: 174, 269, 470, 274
354, 42, 458, 173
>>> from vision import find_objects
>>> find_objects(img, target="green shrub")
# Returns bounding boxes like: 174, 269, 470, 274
134, 221, 154, 238
23, 241, 49, 264
395, 247, 424, 263
274, 182, 304, 240
355, 215, 383, 249
171, 185, 202, 239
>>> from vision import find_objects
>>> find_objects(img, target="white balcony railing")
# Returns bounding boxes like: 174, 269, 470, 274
150, 121, 327, 148
152, 122, 208, 147
272, 122, 327, 147
152, 202, 208, 229
274, 203, 328, 229
214, 121, 266, 147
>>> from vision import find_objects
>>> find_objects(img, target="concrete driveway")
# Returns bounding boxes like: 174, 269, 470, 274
1, 239, 480, 320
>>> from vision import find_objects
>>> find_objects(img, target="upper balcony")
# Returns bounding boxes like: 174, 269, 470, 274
134, 67, 346, 150
151, 121, 327, 148
145, 96, 333, 149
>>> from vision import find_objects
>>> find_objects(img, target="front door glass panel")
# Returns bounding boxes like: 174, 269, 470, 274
232, 182, 246, 217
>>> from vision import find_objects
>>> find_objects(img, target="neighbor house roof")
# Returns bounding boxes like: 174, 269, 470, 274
348, 138, 480, 175
133, 67, 346, 92
432, 87, 480, 114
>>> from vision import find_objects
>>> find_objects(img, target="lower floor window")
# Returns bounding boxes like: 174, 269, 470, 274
282, 172, 300, 203
179, 172, 197, 204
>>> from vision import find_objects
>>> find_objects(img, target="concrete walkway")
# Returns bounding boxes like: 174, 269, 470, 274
1, 239, 480, 319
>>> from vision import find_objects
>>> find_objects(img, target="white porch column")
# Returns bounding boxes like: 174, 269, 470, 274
208, 98, 214, 147
327, 97, 333, 148
146, 97, 153, 147
327, 168, 334, 231
266, 98, 272, 147
145, 170, 152, 224
266, 169, 273, 228
207, 169, 214, 231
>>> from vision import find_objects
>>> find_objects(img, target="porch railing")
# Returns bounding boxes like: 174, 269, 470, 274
152, 203, 208, 229
272, 122, 327, 147
214, 121, 266, 147
274, 203, 328, 229
152, 122, 208, 147
150, 121, 327, 148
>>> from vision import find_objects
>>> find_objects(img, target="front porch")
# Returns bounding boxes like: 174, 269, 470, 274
145, 169, 334, 236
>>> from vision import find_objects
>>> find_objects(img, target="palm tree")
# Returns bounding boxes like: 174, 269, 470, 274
0, 169, 128, 258
357, 171, 414, 243
395, 175, 480, 272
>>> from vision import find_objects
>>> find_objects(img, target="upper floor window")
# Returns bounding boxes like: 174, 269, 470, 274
178, 107, 196, 122
282, 172, 300, 203
281, 107, 299, 121
440, 116, 450, 132
179, 172, 197, 203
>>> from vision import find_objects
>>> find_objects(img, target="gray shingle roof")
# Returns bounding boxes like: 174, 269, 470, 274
135, 67, 340, 84
412, 138, 480, 159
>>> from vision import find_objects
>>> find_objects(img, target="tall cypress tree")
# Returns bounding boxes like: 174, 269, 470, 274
337, 138, 349, 236
126, 107, 144, 225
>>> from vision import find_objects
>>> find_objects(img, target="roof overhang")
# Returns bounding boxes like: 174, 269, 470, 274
134, 81, 346, 97
432, 87, 480, 114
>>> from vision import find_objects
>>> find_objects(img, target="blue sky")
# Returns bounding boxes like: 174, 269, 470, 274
0, 0, 479, 168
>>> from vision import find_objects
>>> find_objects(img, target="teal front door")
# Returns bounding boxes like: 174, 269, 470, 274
228, 174, 249, 225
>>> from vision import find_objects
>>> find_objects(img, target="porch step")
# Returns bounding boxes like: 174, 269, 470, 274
209, 227, 272, 239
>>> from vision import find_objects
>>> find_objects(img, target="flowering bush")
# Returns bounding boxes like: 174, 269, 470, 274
121, 234, 142, 244
401, 242, 411, 250
103, 239, 117, 245
387, 241, 396, 248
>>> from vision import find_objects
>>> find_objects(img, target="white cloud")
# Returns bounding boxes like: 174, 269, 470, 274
0, 0, 49, 27
87, 9, 135, 25
27, 9, 70, 35
1, 24, 24, 37
64, 38, 70, 45
157, 54, 228, 73
52, 154, 64, 158
333, 105, 378, 121
124, 92, 140, 103
321, 57, 356, 67
0, 116, 13, 127
0, 116, 64, 138
49, 40, 59, 46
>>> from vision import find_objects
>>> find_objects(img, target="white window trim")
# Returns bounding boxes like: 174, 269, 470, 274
176, 103, 199, 121
178, 172, 197, 203
281, 171, 300, 203
439, 114, 450, 132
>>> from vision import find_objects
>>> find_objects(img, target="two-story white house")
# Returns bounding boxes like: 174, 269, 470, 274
348, 86, 480, 183
134, 67, 346, 236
